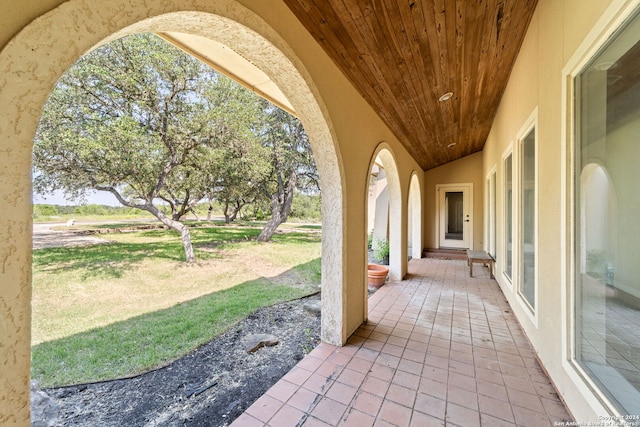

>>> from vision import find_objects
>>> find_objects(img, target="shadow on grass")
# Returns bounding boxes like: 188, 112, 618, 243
33, 242, 180, 279
270, 232, 322, 245
290, 224, 322, 230
31, 258, 321, 388
32, 226, 272, 279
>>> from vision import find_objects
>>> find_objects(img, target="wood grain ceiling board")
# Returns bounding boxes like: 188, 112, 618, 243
283, 0, 538, 170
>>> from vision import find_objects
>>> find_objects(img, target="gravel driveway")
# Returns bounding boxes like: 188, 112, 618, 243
33, 222, 115, 249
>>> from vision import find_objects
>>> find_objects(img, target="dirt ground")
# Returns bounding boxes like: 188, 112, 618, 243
33, 222, 114, 249
44, 294, 321, 426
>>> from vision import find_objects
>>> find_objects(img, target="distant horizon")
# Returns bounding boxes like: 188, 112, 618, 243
33, 189, 120, 206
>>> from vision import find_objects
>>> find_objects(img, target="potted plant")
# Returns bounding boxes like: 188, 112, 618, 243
367, 263, 389, 290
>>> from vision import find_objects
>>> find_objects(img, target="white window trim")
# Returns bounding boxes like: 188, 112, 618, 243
485, 165, 497, 258
500, 145, 514, 290
561, 0, 640, 416
514, 108, 539, 325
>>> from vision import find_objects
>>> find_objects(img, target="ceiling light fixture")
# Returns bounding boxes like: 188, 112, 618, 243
438, 92, 453, 102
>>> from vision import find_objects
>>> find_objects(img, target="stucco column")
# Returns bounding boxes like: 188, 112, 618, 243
0, 98, 33, 424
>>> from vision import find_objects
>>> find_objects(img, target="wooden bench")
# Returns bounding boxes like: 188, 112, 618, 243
466, 250, 495, 278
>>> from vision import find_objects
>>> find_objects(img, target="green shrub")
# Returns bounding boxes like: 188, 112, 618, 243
74, 204, 108, 216
33, 204, 59, 218
373, 238, 390, 264
290, 193, 321, 221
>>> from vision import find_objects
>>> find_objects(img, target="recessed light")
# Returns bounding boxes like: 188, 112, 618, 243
447, 143, 456, 148
439, 92, 453, 102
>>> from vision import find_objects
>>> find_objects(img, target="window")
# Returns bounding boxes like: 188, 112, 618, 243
504, 154, 513, 281
520, 128, 536, 309
486, 170, 497, 259
491, 171, 497, 259
574, 7, 640, 415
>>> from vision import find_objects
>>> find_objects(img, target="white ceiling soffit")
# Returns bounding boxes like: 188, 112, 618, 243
159, 32, 296, 116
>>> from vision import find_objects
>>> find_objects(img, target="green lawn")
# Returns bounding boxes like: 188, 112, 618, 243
31, 224, 321, 388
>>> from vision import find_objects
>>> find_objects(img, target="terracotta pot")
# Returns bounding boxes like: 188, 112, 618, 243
367, 263, 389, 289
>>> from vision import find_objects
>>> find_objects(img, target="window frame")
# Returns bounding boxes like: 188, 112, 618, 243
502, 146, 514, 287
511, 110, 539, 319
516, 115, 538, 314
561, 0, 640, 416
485, 166, 498, 259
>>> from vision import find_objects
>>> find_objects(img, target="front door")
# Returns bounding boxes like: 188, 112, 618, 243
438, 184, 473, 249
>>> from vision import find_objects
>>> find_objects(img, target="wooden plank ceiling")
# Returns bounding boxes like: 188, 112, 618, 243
282, 0, 538, 170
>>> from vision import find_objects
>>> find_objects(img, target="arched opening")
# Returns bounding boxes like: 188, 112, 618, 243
365, 144, 403, 285
408, 173, 422, 261
0, 1, 346, 419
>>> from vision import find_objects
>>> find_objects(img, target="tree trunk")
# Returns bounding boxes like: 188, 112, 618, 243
228, 200, 242, 223
148, 205, 196, 262
257, 172, 296, 242
178, 225, 196, 263
257, 205, 283, 242
224, 200, 232, 224
190, 207, 201, 222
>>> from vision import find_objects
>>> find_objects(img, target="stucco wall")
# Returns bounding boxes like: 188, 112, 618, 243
423, 151, 484, 250
481, 0, 627, 420
0, 1, 425, 423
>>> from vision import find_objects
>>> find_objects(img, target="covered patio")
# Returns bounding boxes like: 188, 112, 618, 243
232, 258, 572, 426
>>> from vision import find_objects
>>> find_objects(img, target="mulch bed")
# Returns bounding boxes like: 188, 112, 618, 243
44, 294, 321, 426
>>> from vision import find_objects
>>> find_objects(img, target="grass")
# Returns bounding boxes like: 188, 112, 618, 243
31, 224, 321, 388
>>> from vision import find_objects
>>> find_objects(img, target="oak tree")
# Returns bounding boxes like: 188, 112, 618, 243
33, 34, 249, 262
256, 105, 319, 242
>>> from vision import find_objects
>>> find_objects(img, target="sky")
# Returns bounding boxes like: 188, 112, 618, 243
33, 189, 121, 206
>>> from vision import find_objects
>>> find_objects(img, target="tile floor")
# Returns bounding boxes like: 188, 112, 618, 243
231, 258, 573, 426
